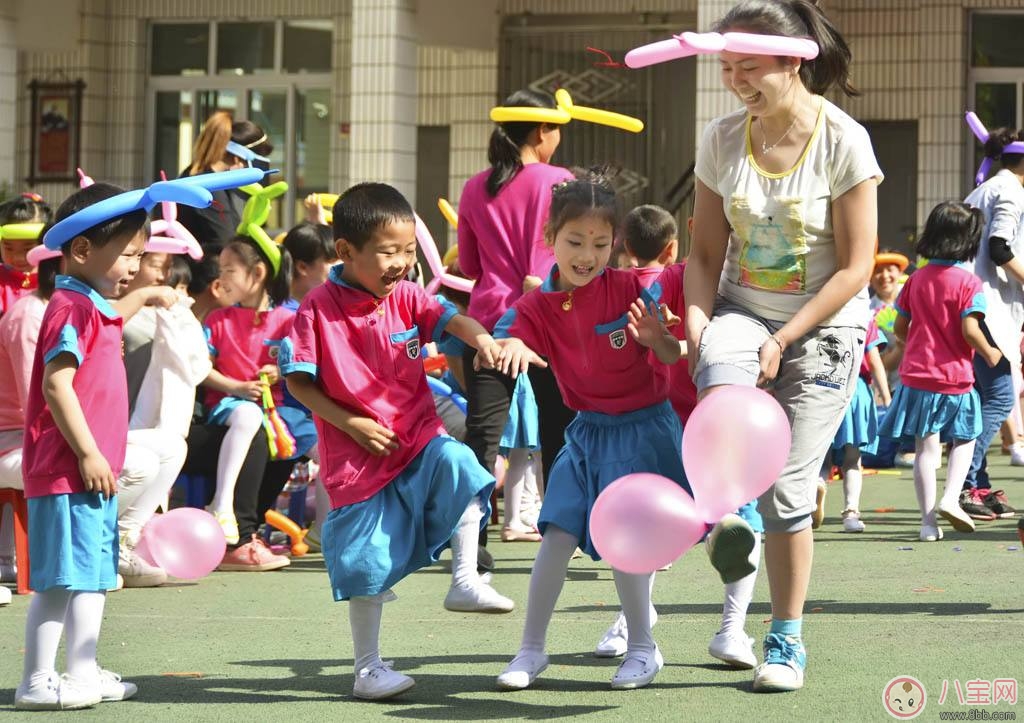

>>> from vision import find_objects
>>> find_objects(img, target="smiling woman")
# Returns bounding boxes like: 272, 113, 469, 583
682, 0, 881, 695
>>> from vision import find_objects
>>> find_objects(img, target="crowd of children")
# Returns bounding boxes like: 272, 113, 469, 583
2, 0, 1024, 711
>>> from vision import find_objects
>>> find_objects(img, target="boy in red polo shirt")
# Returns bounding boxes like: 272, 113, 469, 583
282, 182, 517, 701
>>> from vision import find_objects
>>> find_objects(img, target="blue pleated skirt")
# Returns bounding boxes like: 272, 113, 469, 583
499, 374, 540, 452
321, 435, 494, 601
208, 397, 318, 460
832, 376, 879, 454
538, 401, 690, 561
878, 384, 982, 443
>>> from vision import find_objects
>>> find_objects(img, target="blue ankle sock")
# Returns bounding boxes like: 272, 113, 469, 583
769, 618, 802, 639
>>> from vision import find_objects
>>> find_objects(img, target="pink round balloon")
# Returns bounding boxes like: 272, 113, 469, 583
140, 508, 226, 579
682, 386, 792, 523
589, 473, 706, 574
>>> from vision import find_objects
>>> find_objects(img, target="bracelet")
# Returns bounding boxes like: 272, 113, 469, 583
768, 334, 786, 353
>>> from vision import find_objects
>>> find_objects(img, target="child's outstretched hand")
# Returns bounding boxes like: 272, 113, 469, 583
304, 193, 329, 226
485, 338, 547, 378
145, 286, 179, 309
80, 449, 117, 498
627, 298, 667, 347
343, 417, 399, 456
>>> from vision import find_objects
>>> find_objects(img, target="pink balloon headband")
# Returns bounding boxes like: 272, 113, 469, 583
625, 31, 819, 69
965, 111, 1024, 186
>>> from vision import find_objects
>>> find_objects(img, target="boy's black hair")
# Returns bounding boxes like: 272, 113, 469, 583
187, 242, 223, 296
283, 222, 337, 265
166, 254, 192, 289
0, 194, 53, 225
621, 205, 677, 263
53, 183, 150, 253
332, 182, 415, 250
915, 201, 984, 263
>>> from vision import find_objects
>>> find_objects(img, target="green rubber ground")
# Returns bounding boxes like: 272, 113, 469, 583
1, 455, 1021, 721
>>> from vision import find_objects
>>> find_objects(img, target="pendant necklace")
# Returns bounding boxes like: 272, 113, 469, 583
758, 112, 800, 155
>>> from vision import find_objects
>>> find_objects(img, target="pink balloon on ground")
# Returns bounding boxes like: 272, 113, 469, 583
589, 473, 706, 575
139, 508, 226, 579
682, 386, 792, 523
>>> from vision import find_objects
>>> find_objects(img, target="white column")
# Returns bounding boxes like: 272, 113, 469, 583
349, 0, 418, 203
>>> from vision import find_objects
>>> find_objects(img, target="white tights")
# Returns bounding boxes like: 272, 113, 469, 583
211, 402, 264, 513
519, 525, 655, 656
914, 434, 975, 526
22, 589, 107, 687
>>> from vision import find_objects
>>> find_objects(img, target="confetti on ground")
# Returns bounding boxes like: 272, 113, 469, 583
1008, 546, 1020, 551
897, 546, 914, 551
953, 547, 963, 552
810, 607, 824, 613
162, 672, 204, 678
911, 585, 945, 593
874, 507, 897, 513
876, 470, 902, 476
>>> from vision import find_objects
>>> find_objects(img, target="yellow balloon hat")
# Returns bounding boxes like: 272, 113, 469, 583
489, 89, 644, 133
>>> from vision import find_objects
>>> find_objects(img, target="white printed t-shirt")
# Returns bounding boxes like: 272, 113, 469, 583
695, 98, 883, 327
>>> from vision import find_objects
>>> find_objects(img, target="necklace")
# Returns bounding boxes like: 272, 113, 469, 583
758, 112, 801, 155
562, 289, 574, 312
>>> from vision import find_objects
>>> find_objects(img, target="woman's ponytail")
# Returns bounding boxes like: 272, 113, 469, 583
485, 89, 558, 197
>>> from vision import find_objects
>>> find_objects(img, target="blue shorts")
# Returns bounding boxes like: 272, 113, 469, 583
538, 401, 690, 561
28, 492, 118, 592
321, 435, 494, 601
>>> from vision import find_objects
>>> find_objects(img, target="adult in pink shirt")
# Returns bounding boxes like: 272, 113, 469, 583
457, 89, 575, 506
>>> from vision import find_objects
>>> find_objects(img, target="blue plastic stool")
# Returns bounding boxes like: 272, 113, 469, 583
174, 474, 209, 509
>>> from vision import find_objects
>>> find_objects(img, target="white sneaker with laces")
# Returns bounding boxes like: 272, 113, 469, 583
1011, 444, 1024, 467
610, 646, 664, 689
444, 581, 514, 613
96, 667, 138, 702
15, 673, 102, 710
708, 631, 757, 669
118, 547, 167, 588
352, 661, 415, 700
496, 650, 549, 690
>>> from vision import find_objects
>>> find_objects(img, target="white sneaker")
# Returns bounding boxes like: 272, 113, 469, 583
352, 661, 415, 700
0, 554, 16, 582
15, 673, 102, 710
0, 585, 10, 606
207, 507, 240, 545
919, 524, 944, 542
610, 646, 663, 689
708, 631, 757, 669
118, 548, 167, 588
444, 581, 514, 613
1011, 444, 1024, 467
496, 650, 548, 690
594, 613, 628, 658
96, 667, 137, 702
108, 574, 125, 592
841, 509, 865, 533
894, 451, 916, 468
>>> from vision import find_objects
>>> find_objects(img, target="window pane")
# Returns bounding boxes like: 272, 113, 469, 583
283, 20, 333, 73
972, 13, 1024, 67
972, 83, 1018, 183
154, 91, 195, 180
249, 91, 288, 228
151, 23, 208, 76
217, 22, 275, 75
296, 88, 331, 206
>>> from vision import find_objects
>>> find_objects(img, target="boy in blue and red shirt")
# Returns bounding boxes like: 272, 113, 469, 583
281, 182, 517, 701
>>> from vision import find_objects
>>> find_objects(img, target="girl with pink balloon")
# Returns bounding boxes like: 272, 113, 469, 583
877, 203, 1002, 541
492, 173, 695, 692
661, 0, 881, 694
